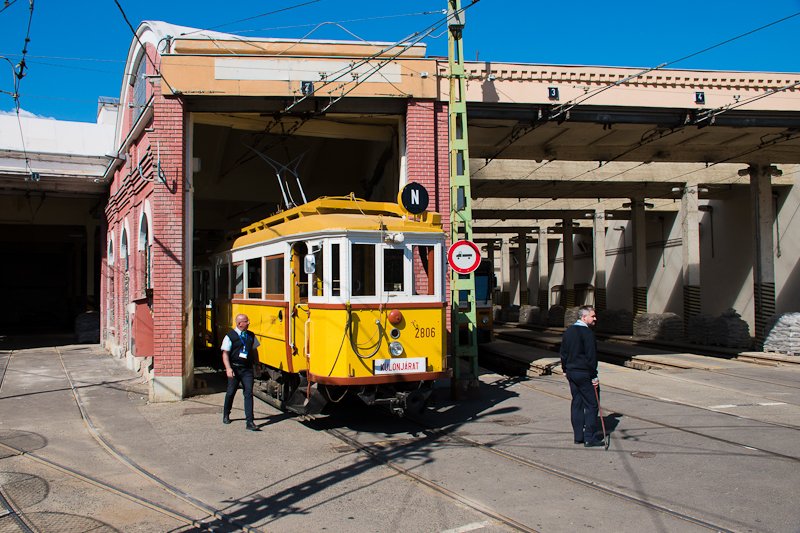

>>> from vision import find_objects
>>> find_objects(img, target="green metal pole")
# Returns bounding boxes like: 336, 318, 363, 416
447, 0, 479, 397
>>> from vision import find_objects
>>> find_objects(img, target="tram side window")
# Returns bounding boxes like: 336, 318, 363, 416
351, 244, 376, 296
384, 248, 405, 292
233, 261, 244, 299
311, 245, 325, 297
331, 244, 341, 296
216, 264, 229, 299
246, 258, 262, 299
265, 255, 284, 299
412, 245, 435, 295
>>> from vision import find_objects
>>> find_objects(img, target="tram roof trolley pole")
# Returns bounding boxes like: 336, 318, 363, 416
447, 0, 481, 398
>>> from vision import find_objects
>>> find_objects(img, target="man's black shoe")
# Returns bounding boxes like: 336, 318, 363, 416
222, 415, 231, 425
246, 423, 260, 431
574, 440, 584, 445
584, 439, 605, 448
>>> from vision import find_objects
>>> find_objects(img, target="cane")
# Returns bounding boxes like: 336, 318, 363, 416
593, 380, 610, 451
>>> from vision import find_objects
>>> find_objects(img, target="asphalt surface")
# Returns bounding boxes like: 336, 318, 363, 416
1, 336, 799, 532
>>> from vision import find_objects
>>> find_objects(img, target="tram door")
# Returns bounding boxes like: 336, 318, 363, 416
290, 243, 309, 361
192, 267, 214, 348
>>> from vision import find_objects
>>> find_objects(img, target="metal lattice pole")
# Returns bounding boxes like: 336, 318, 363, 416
448, 0, 479, 394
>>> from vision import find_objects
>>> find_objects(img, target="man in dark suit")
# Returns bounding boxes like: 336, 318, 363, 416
560, 305, 604, 447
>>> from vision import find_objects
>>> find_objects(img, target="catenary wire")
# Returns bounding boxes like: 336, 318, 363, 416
179, 0, 323, 36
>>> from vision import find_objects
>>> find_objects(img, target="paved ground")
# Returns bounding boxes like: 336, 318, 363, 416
1, 336, 799, 532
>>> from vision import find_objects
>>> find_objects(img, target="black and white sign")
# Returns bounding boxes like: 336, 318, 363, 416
399, 182, 429, 214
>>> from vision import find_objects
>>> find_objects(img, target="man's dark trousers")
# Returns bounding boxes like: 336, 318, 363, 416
224, 365, 254, 424
567, 369, 599, 442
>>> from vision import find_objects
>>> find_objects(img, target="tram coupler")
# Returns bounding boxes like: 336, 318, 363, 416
357, 387, 430, 417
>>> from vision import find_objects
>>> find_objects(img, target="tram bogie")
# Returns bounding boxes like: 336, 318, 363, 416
205, 195, 449, 416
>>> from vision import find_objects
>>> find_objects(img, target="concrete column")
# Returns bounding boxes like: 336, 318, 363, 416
516, 232, 528, 305
630, 199, 648, 315
86, 221, 97, 306
749, 164, 777, 345
501, 236, 511, 306
562, 219, 575, 308
537, 226, 549, 309
680, 185, 701, 330
592, 211, 607, 311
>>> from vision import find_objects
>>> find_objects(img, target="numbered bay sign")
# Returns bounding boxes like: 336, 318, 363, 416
397, 182, 429, 215
447, 240, 481, 274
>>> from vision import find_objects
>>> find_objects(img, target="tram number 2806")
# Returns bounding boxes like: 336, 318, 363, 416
415, 327, 436, 338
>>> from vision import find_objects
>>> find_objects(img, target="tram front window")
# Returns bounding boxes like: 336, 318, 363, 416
384, 248, 404, 292
351, 244, 375, 296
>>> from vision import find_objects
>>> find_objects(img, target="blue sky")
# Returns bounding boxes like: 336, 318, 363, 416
1, 0, 799, 123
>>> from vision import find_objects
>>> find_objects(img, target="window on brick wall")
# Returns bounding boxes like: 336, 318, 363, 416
131, 57, 147, 124
139, 215, 152, 290
120, 229, 129, 272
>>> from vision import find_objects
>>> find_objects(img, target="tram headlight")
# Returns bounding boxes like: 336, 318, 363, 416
481, 316, 489, 325
389, 341, 404, 357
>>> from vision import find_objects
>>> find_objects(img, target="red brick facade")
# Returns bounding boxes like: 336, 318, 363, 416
102, 66, 449, 399
405, 100, 452, 331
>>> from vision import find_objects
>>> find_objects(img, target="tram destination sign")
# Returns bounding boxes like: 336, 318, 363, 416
447, 240, 481, 274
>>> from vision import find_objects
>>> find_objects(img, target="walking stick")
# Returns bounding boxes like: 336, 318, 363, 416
593, 381, 610, 451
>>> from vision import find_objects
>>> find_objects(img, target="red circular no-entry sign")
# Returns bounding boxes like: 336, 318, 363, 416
447, 240, 481, 274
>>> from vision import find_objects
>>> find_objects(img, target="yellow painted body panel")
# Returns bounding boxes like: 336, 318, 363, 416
307, 307, 446, 378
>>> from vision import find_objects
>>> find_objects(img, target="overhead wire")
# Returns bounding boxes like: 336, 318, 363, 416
1, 1, 35, 176
474, 9, 800, 174
113, 0, 178, 96
0, 0, 19, 15
178, 0, 323, 36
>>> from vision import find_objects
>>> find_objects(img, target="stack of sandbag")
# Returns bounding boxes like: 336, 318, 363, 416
519, 305, 543, 325
75, 311, 100, 344
501, 305, 520, 322
547, 305, 565, 326
764, 313, 800, 355
633, 313, 684, 340
709, 308, 751, 349
596, 309, 633, 335
687, 314, 714, 345
563, 306, 580, 326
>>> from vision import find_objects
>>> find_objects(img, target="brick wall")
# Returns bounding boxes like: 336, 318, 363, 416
406, 100, 452, 333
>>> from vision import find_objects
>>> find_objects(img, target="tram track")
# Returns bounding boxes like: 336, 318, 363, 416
495, 327, 800, 398
0, 345, 261, 533
514, 375, 800, 462
308, 405, 735, 533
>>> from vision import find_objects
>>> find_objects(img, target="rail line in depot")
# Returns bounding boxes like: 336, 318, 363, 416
0, 346, 261, 533
305, 406, 736, 533
492, 328, 800, 434
495, 323, 800, 395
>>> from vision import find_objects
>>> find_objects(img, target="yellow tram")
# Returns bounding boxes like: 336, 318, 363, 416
207, 194, 448, 415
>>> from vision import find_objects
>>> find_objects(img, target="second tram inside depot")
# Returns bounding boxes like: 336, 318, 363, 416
195, 195, 449, 415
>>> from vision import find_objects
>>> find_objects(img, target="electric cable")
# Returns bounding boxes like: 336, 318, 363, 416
113, 0, 178, 96
0, 0, 20, 15
475, 10, 800, 173
179, 0, 323, 36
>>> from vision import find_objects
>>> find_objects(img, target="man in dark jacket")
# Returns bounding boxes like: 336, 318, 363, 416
560, 305, 604, 447
221, 313, 260, 431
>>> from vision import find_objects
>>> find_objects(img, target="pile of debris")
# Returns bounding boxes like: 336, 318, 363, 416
633, 313, 684, 340
764, 313, 800, 355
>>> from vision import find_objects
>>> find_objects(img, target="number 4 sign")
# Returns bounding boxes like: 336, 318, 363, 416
447, 240, 481, 274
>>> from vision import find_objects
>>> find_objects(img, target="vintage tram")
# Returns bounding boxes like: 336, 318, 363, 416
205, 193, 448, 415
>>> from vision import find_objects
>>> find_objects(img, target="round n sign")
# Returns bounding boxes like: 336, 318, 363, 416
398, 182, 429, 214
448, 240, 481, 274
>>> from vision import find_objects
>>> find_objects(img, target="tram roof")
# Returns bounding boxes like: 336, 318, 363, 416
228, 196, 443, 250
